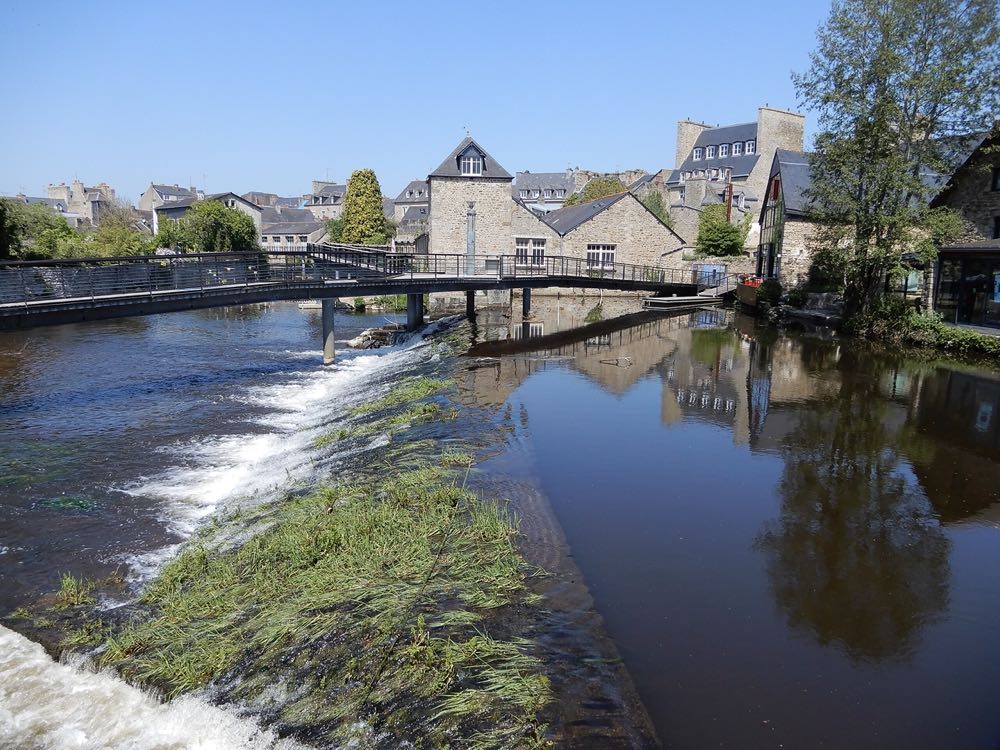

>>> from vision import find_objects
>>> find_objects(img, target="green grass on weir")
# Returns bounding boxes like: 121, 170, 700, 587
100, 401, 551, 749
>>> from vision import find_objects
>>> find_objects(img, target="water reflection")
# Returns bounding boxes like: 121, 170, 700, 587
753, 346, 951, 663
465, 299, 1000, 746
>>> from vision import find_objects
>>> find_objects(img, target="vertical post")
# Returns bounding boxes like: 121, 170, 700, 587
466, 202, 476, 276
406, 292, 423, 331
321, 298, 336, 366
466, 289, 476, 321
522, 287, 531, 319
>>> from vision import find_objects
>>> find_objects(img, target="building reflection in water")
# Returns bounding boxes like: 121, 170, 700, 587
460, 298, 1000, 665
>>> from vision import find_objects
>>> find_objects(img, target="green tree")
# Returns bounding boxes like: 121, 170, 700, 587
794, 0, 1000, 320
324, 217, 344, 243
154, 219, 183, 252
640, 190, 672, 227
0, 199, 75, 259
341, 169, 393, 245
563, 177, 626, 207
0, 199, 14, 259
180, 201, 258, 253
695, 204, 749, 256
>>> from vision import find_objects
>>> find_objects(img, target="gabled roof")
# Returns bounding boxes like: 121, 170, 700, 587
206, 192, 262, 211
929, 130, 995, 207
628, 173, 655, 191
314, 183, 346, 198
151, 184, 197, 198
395, 180, 429, 203
770, 149, 813, 217
429, 137, 512, 180
538, 192, 631, 235
400, 205, 429, 224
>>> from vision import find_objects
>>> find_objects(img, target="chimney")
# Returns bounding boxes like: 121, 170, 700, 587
675, 119, 712, 169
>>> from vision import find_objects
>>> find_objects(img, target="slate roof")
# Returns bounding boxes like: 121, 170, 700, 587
395, 180, 429, 203
666, 122, 761, 185
262, 221, 323, 236
315, 183, 347, 198
23, 196, 69, 211
513, 171, 574, 196
155, 196, 198, 211
770, 149, 813, 216
262, 206, 316, 224
152, 184, 197, 198
429, 137, 512, 180
628, 173, 655, 191
538, 192, 630, 235
929, 131, 993, 206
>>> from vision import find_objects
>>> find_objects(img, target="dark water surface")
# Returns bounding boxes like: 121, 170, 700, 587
467, 298, 1000, 749
2, 298, 1000, 748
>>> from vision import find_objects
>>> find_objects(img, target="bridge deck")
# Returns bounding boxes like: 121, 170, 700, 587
0, 245, 727, 330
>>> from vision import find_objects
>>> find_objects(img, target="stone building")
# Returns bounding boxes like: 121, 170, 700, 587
47, 180, 117, 225
664, 106, 805, 248
152, 192, 262, 235
393, 180, 429, 222
756, 149, 815, 287
242, 191, 301, 209
427, 137, 515, 256
928, 130, 1000, 328
138, 183, 201, 212
7, 194, 86, 228
426, 136, 684, 268
302, 181, 347, 221
260, 206, 325, 255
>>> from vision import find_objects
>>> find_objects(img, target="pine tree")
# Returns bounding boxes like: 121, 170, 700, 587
341, 169, 393, 245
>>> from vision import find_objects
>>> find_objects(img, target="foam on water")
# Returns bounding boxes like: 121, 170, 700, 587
0, 625, 306, 750
117, 331, 439, 583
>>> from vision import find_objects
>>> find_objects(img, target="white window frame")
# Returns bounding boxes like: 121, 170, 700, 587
706, 145, 716, 159
586, 244, 616, 271
515, 237, 545, 267
460, 154, 483, 175
556, 189, 565, 198
519, 189, 528, 198
719, 144, 729, 157
732, 142, 742, 156
745, 140, 755, 154
693, 147, 703, 160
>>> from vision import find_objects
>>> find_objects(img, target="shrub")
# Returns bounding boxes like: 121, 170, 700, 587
353, 296, 366, 312
695, 204, 751, 257
757, 279, 782, 306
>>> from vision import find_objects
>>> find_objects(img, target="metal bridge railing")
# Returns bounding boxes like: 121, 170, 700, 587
0, 245, 699, 310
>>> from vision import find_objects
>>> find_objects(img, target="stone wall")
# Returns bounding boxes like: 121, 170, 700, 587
751, 107, 805, 203
428, 176, 513, 255
934, 149, 1000, 240
776, 217, 816, 287
558, 194, 685, 268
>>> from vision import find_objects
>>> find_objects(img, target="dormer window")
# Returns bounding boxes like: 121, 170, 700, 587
706, 145, 716, 159
407, 190, 413, 198
745, 140, 756, 154
732, 142, 742, 156
544, 189, 552, 198
460, 152, 483, 175
693, 147, 703, 160
719, 144, 729, 157
519, 189, 528, 198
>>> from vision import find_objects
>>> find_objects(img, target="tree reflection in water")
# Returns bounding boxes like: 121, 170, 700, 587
755, 346, 950, 664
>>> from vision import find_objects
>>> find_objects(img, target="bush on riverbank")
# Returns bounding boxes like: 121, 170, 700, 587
846, 298, 1000, 358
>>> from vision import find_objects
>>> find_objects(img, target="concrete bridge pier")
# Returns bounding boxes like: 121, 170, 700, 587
406, 293, 425, 331
321, 298, 336, 366
466, 290, 476, 321
521, 288, 532, 319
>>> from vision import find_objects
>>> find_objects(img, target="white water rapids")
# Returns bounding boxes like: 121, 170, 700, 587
0, 625, 304, 750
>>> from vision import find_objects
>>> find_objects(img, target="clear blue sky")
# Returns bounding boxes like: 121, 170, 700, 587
0, 0, 831, 202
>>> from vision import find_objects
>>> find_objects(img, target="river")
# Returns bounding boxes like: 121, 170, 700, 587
2, 298, 999, 748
